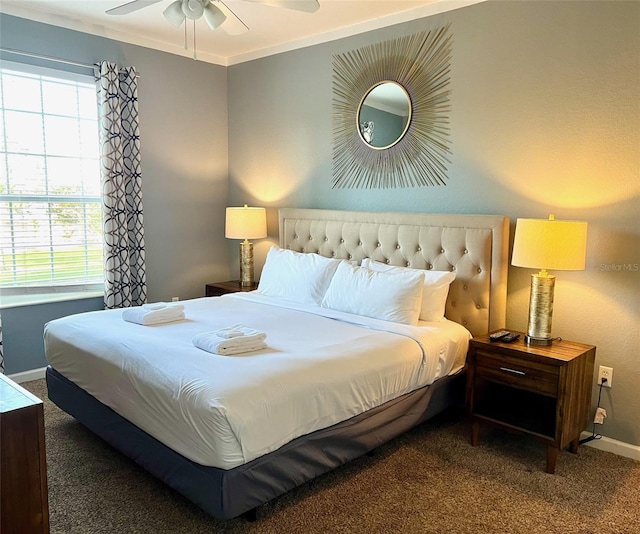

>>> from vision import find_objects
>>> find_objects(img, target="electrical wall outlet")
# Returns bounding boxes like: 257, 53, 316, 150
171, 296, 179, 302
597, 366, 613, 388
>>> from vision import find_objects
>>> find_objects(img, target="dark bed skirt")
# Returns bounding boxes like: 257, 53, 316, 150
46, 366, 465, 520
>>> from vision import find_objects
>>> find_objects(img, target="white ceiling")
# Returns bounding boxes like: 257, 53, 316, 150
0, 0, 481, 66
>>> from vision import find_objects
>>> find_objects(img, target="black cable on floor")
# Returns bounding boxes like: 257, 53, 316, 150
579, 379, 606, 445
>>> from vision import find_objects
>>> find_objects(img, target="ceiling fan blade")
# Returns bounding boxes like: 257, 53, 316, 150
107, 0, 165, 16
216, 1, 249, 35
240, 0, 319, 13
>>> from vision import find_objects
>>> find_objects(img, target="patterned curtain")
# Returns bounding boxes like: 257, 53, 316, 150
95, 62, 147, 309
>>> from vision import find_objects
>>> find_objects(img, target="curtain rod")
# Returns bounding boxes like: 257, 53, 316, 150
0, 47, 141, 77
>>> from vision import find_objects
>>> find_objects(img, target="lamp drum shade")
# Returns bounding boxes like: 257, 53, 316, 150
512, 216, 587, 271
225, 206, 267, 240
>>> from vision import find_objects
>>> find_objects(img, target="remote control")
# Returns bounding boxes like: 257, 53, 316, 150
489, 330, 510, 342
501, 333, 520, 343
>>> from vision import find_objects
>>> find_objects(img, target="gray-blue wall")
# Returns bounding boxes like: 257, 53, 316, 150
2, 297, 103, 372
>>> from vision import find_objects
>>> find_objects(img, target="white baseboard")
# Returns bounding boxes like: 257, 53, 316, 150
8, 366, 47, 383
581, 431, 640, 462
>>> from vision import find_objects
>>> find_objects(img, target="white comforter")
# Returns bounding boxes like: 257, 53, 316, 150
44, 293, 470, 469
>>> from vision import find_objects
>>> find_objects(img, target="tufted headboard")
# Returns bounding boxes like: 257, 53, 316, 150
279, 208, 509, 338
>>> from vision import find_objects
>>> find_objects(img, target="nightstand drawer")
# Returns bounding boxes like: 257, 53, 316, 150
475, 350, 559, 397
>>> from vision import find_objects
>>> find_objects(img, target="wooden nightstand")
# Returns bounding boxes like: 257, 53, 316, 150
466, 332, 596, 474
0, 374, 50, 533
205, 280, 258, 297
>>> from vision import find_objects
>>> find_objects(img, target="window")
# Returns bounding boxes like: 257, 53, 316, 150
0, 61, 102, 295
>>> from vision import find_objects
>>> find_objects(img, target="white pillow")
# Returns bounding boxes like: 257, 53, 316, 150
321, 261, 425, 325
257, 247, 342, 306
361, 258, 456, 322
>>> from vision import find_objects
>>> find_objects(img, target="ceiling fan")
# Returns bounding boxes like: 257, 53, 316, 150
107, 0, 320, 36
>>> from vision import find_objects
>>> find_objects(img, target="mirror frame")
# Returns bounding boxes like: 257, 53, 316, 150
332, 26, 452, 188
357, 81, 412, 150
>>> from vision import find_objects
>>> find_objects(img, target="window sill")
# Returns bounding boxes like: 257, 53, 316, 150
0, 291, 103, 310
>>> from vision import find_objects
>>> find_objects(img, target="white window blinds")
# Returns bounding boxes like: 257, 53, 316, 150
0, 61, 102, 291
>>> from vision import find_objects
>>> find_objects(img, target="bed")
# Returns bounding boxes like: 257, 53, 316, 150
44, 208, 509, 520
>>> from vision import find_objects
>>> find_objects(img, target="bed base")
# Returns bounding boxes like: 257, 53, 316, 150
46, 365, 464, 520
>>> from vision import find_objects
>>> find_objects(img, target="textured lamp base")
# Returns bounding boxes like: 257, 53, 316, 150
239, 241, 255, 287
526, 273, 555, 346
524, 334, 554, 346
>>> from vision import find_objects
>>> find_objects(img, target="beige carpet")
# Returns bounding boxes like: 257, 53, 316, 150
23, 379, 640, 534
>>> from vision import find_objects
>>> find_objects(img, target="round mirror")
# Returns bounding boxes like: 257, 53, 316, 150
357, 81, 412, 150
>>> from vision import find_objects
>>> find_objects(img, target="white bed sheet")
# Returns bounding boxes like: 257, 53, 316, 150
44, 293, 470, 469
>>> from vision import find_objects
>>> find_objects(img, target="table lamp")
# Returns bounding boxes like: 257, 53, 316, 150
511, 214, 587, 346
225, 205, 267, 286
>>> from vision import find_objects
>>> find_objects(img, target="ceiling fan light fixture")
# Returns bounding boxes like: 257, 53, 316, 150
163, 0, 185, 26
182, 0, 205, 20
203, 3, 227, 30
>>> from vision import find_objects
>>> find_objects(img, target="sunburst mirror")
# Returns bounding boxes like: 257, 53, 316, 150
332, 26, 452, 189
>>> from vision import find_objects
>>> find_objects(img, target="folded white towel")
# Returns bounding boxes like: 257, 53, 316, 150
143, 302, 169, 310
122, 304, 185, 326
214, 324, 266, 339
192, 331, 267, 356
